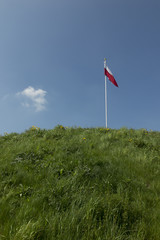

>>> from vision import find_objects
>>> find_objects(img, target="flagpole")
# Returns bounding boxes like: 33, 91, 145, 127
104, 58, 107, 128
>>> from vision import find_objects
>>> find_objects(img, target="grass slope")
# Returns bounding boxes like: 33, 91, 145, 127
0, 126, 160, 240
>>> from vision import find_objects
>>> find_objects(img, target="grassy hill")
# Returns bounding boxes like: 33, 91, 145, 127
0, 126, 160, 240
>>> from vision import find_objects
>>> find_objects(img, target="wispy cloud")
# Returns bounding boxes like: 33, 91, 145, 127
1, 94, 10, 101
17, 86, 47, 112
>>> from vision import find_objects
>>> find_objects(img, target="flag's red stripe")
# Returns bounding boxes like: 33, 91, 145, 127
104, 68, 118, 87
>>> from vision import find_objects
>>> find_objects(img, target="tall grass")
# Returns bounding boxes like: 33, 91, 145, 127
0, 126, 160, 239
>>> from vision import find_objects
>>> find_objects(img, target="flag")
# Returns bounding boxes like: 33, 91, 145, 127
104, 65, 118, 87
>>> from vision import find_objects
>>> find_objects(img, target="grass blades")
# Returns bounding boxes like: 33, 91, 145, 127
0, 126, 160, 239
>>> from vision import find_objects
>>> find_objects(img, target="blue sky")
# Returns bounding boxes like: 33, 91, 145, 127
0, 0, 160, 134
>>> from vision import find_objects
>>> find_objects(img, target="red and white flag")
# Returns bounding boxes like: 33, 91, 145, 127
104, 65, 118, 87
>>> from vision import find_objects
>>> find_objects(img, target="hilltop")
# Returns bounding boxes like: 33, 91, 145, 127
0, 126, 160, 240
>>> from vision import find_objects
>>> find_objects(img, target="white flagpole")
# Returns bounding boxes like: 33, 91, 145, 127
104, 58, 107, 128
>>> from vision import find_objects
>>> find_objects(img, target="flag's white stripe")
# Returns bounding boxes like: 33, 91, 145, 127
106, 66, 113, 75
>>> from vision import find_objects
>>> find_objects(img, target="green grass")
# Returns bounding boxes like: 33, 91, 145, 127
0, 126, 160, 239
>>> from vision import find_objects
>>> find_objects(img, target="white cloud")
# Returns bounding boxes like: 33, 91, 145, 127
17, 86, 47, 112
